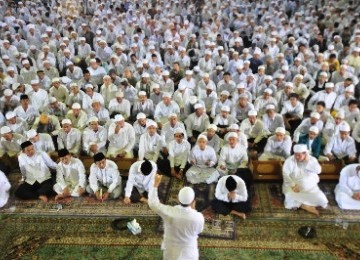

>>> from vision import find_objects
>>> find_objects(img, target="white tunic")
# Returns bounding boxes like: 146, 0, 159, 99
82, 126, 108, 155
57, 128, 82, 155
0, 170, 10, 208
217, 143, 248, 176
282, 155, 328, 209
125, 160, 157, 197
323, 135, 357, 158
215, 175, 248, 203
161, 121, 187, 144
107, 122, 136, 154
29, 89, 49, 111
89, 160, 121, 193
138, 132, 163, 161
335, 164, 360, 210
154, 101, 180, 124
108, 98, 131, 119
168, 139, 191, 168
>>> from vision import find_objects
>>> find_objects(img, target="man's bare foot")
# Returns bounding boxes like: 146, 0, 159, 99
301, 204, 320, 216
175, 173, 183, 180
139, 197, 148, 203
55, 194, 64, 201
39, 195, 48, 203
231, 210, 246, 219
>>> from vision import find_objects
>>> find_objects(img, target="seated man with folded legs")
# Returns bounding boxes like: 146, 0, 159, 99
123, 159, 157, 204
211, 175, 251, 219
186, 135, 220, 184
87, 153, 122, 202
15, 141, 57, 203
53, 149, 87, 201
335, 164, 360, 210
258, 127, 292, 161
282, 144, 328, 216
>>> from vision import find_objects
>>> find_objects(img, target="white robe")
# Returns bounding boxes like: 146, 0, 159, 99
335, 164, 360, 210
0, 171, 10, 208
282, 155, 328, 209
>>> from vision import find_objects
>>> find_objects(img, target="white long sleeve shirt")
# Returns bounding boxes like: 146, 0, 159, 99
56, 157, 86, 190
108, 98, 131, 119
215, 175, 248, 203
218, 143, 248, 170
168, 139, 191, 168
189, 145, 217, 168
57, 128, 82, 155
264, 135, 292, 158
108, 122, 136, 153
82, 126, 108, 154
0, 170, 11, 208
89, 160, 121, 193
138, 132, 163, 161
124, 160, 157, 198
323, 135, 357, 158
154, 101, 180, 123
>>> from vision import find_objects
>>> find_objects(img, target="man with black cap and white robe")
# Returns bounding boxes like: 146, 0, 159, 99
335, 164, 360, 210
0, 170, 10, 208
211, 175, 251, 219
123, 159, 157, 205
53, 149, 87, 201
149, 174, 204, 259
87, 152, 122, 201
282, 144, 328, 216
16, 141, 57, 203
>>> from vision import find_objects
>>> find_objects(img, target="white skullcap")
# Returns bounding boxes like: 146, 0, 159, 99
189, 96, 198, 104
239, 94, 248, 99
266, 104, 275, 110
244, 60, 250, 65
248, 110, 257, 116
226, 132, 238, 141
88, 116, 99, 123
162, 70, 170, 76
202, 73, 210, 78
237, 83, 246, 89
275, 127, 286, 134
229, 123, 239, 130
136, 113, 146, 120
7, 67, 15, 72
281, 65, 289, 71
62, 119, 72, 125
220, 90, 230, 96
178, 187, 195, 205
293, 144, 307, 153
339, 123, 350, 132
325, 82, 334, 88
174, 127, 184, 134
163, 92, 171, 98
5, 111, 16, 120
26, 129, 37, 139
138, 91, 147, 96
72, 103, 81, 109
310, 112, 320, 119
185, 70, 193, 75
116, 91, 124, 97
92, 98, 101, 104
221, 105, 230, 112
264, 75, 273, 81
1, 126, 11, 135
205, 84, 214, 90
335, 111, 345, 119
147, 121, 158, 128
178, 84, 186, 90
141, 73, 150, 78
216, 65, 223, 70
168, 113, 177, 119
197, 134, 208, 141
22, 60, 29, 65
264, 88, 273, 94
30, 79, 39, 85
319, 72, 327, 77
152, 84, 160, 89
49, 97, 57, 103
194, 103, 203, 110
52, 77, 60, 83
309, 126, 319, 134
207, 124, 218, 131
4, 89, 13, 96
114, 114, 124, 122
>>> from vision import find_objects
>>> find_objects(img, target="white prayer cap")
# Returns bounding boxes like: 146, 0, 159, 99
264, 75, 272, 81
335, 111, 345, 119
266, 104, 275, 110
353, 47, 360, 52
142, 59, 148, 64
2, 55, 9, 59
178, 84, 186, 90
162, 70, 170, 76
204, 50, 212, 55
141, 73, 150, 78
339, 123, 350, 132
248, 110, 257, 116
207, 124, 218, 131
138, 91, 147, 96
285, 82, 294, 88
70, 102, 81, 110
205, 84, 214, 90
229, 123, 239, 130
189, 96, 198, 104
319, 71, 328, 77
258, 65, 265, 70
88, 116, 99, 123
5, 111, 16, 120
220, 90, 230, 96
226, 132, 238, 141
136, 63, 143, 68
217, 46, 224, 51
264, 88, 273, 94
275, 127, 286, 134
4, 89, 13, 97
1, 126, 11, 135
310, 112, 320, 119
49, 97, 57, 103
52, 77, 60, 83
202, 73, 210, 78
244, 60, 250, 65
239, 94, 248, 99
293, 144, 307, 153
62, 119, 72, 125
178, 186, 195, 205
7, 67, 15, 72
328, 44, 335, 50
89, 59, 97, 63
281, 65, 289, 71
114, 114, 125, 122
309, 126, 319, 134
22, 60, 30, 65
277, 53, 284, 57
136, 113, 146, 120
26, 129, 38, 139
185, 70, 193, 75
295, 74, 304, 79
193, 66, 200, 72
275, 73, 285, 79
325, 82, 334, 88
30, 79, 39, 85
237, 83, 246, 89
253, 47, 262, 55
66, 61, 73, 66
163, 92, 171, 98
147, 121, 158, 128
345, 84, 355, 93
168, 113, 177, 119
221, 105, 230, 112
216, 65, 223, 70
197, 134, 208, 141
79, 37, 86, 41
92, 98, 101, 104
243, 48, 249, 53
174, 127, 184, 134
194, 103, 203, 110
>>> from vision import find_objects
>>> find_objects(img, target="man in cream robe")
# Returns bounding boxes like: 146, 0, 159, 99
282, 144, 328, 216
335, 164, 360, 210
54, 149, 87, 200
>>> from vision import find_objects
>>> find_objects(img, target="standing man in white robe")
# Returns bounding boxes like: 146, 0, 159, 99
0, 170, 10, 208
53, 149, 86, 201
282, 144, 328, 216
335, 164, 360, 210
148, 176, 204, 260
186, 135, 220, 184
